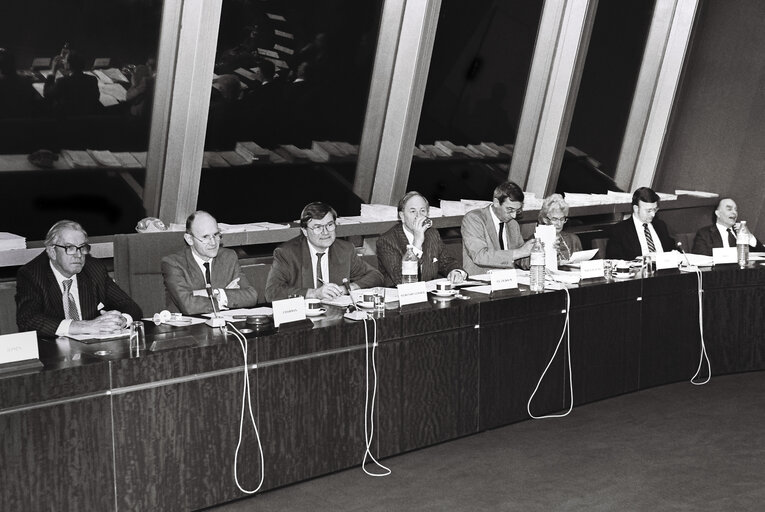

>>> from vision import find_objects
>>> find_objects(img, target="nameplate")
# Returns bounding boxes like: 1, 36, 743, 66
272, 297, 306, 327
0, 331, 39, 365
490, 269, 518, 291
655, 252, 679, 270
712, 247, 737, 265
397, 282, 429, 306
580, 260, 605, 279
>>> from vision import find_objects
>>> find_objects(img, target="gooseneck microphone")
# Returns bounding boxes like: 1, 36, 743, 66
342, 278, 358, 310
205, 282, 226, 327
676, 241, 697, 272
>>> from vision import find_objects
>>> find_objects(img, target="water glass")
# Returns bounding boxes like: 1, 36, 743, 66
373, 287, 386, 311
130, 320, 146, 356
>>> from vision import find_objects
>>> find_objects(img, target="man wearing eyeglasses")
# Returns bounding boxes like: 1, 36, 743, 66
16, 220, 142, 337
606, 187, 676, 260
461, 180, 535, 276
161, 210, 258, 314
265, 202, 382, 302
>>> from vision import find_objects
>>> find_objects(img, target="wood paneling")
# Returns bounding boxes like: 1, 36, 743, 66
0, 397, 113, 512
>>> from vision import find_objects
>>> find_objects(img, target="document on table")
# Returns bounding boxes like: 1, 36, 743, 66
567, 249, 599, 264
67, 329, 130, 342
202, 307, 274, 321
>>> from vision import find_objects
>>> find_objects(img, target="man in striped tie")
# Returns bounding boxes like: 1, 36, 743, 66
16, 220, 143, 337
606, 187, 676, 261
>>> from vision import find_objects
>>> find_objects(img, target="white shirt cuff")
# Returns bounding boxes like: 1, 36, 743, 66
55, 319, 73, 337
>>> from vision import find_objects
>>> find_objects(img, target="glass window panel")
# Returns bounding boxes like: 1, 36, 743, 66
556, 0, 656, 194
409, 0, 543, 203
201, 0, 383, 223
0, 0, 163, 239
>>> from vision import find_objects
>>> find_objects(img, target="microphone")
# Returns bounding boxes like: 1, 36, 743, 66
676, 242, 698, 272
342, 278, 358, 310
205, 282, 226, 328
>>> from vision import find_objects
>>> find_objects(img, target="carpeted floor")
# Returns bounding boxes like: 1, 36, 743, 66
205, 371, 765, 512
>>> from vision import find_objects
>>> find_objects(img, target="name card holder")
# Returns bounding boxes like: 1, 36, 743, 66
272, 297, 307, 327
0, 331, 43, 376
490, 269, 518, 292
580, 260, 605, 280
712, 247, 737, 265
397, 282, 429, 306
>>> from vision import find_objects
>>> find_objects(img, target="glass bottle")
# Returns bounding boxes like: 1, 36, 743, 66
401, 245, 419, 283
737, 221, 750, 268
529, 238, 545, 292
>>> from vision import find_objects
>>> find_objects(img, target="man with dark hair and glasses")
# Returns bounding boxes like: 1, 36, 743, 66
16, 220, 142, 337
162, 210, 258, 315
461, 180, 535, 276
265, 202, 382, 302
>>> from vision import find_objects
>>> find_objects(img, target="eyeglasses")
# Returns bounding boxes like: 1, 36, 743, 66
504, 206, 523, 216
54, 243, 91, 255
307, 221, 336, 234
191, 232, 222, 244
545, 216, 568, 224
643, 207, 660, 214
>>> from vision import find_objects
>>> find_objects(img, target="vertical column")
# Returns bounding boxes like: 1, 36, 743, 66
153, 0, 223, 225
627, 0, 700, 191
366, 0, 443, 206
510, 0, 598, 197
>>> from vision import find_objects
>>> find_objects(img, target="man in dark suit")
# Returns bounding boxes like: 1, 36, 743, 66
161, 211, 258, 315
376, 191, 466, 286
16, 220, 142, 338
606, 187, 676, 260
692, 197, 764, 255
265, 202, 383, 302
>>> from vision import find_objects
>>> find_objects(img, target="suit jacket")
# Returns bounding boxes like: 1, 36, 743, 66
461, 205, 525, 276
692, 224, 765, 256
15, 252, 142, 338
161, 247, 258, 315
376, 224, 462, 286
265, 236, 383, 302
605, 217, 675, 260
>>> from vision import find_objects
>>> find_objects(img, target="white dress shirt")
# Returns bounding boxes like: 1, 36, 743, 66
190, 251, 229, 308
716, 223, 759, 248
307, 241, 330, 288
632, 214, 664, 255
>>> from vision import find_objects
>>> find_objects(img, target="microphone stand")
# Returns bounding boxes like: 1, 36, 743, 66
205, 284, 226, 327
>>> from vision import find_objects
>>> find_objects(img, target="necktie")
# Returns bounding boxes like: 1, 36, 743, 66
316, 252, 325, 287
498, 222, 505, 250
62, 279, 80, 320
727, 228, 737, 247
643, 223, 656, 252
203, 262, 212, 287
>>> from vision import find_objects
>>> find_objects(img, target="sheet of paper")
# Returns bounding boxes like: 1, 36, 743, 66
202, 307, 273, 321
67, 329, 130, 342
568, 248, 599, 264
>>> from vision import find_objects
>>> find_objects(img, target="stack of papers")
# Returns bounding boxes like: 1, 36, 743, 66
218, 222, 290, 233
360, 204, 398, 221
236, 141, 271, 162
61, 150, 98, 168
439, 200, 465, 216
675, 190, 719, 198
0, 232, 26, 250
87, 149, 122, 167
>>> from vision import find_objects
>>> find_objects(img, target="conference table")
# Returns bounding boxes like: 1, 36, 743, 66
2, 263, 764, 511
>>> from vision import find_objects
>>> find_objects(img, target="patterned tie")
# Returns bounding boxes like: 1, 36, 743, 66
316, 252, 325, 286
643, 223, 656, 252
727, 228, 737, 248
498, 222, 505, 250
203, 262, 212, 287
62, 279, 80, 320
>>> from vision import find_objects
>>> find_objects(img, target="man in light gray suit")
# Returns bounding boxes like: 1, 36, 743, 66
162, 211, 258, 315
461, 181, 534, 276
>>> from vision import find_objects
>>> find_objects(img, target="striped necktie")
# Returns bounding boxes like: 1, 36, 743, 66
316, 252, 325, 287
62, 279, 80, 320
643, 223, 656, 252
